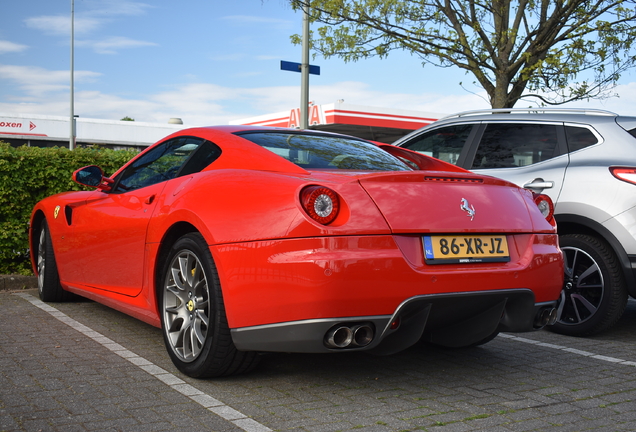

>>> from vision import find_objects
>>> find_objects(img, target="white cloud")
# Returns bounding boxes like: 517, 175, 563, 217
24, 1, 153, 36
0, 64, 101, 97
290, 81, 489, 115
0, 41, 29, 54
25, 15, 103, 36
2, 62, 636, 127
256, 55, 282, 61
210, 53, 246, 62
222, 15, 294, 29
558, 82, 636, 116
86, 0, 153, 17
0, 78, 243, 125
77, 36, 157, 54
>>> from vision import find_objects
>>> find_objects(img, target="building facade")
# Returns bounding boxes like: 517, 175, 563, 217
1, 103, 445, 149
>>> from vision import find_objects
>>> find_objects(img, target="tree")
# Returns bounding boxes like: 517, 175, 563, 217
121, 116, 135, 121
290, 0, 636, 108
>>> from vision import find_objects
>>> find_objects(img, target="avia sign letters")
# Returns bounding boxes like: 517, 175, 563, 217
288, 105, 323, 128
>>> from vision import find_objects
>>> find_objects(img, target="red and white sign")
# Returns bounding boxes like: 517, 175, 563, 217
287, 104, 324, 128
232, 103, 444, 131
0, 113, 187, 146
0, 118, 45, 136
0, 121, 22, 129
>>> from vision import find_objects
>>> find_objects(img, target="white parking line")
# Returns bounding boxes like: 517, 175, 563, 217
14, 293, 272, 432
499, 333, 636, 366
17, 290, 635, 428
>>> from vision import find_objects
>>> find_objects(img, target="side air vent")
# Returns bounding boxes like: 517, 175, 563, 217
65, 206, 73, 225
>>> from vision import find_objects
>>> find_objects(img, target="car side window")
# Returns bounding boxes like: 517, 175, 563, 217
565, 126, 599, 152
471, 123, 559, 169
178, 140, 222, 176
398, 124, 473, 165
113, 137, 206, 192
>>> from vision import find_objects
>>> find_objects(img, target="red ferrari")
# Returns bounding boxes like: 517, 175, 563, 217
30, 126, 563, 377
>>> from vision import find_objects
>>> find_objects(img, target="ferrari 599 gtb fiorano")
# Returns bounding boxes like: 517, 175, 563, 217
31, 126, 563, 377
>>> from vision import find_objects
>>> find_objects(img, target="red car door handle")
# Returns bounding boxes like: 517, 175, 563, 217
145, 195, 156, 205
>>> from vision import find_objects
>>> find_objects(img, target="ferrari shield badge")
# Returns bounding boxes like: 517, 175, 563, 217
53, 205, 61, 219
460, 198, 475, 221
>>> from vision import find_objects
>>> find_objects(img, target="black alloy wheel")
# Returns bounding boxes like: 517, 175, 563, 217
159, 233, 259, 377
551, 234, 628, 336
37, 219, 72, 302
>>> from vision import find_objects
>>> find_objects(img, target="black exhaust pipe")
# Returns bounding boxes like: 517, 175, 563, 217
351, 324, 373, 347
324, 323, 375, 349
325, 326, 353, 348
533, 307, 558, 328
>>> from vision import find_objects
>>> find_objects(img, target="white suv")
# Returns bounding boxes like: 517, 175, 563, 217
394, 108, 636, 336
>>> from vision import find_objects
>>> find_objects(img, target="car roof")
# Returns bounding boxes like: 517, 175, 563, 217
181, 124, 366, 139
424, 108, 636, 126
392, 108, 636, 146
142, 125, 385, 177
440, 108, 619, 120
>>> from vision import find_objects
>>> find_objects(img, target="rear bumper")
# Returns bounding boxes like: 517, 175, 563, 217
231, 289, 558, 353
212, 233, 563, 347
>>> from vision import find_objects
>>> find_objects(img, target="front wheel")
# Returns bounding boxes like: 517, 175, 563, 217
37, 220, 73, 302
159, 233, 259, 377
550, 234, 628, 336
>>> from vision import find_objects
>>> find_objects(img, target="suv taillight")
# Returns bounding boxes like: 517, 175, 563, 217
610, 167, 636, 185
533, 193, 555, 224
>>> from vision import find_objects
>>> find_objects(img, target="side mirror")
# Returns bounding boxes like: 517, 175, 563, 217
72, 165, 114, 191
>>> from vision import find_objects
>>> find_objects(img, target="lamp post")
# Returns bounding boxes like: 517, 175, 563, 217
300, 1, 310, 130
280, 2, 319, 129
69, 0, 75, 150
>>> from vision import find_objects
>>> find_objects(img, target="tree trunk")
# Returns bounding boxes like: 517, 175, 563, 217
491, 77, 515, 108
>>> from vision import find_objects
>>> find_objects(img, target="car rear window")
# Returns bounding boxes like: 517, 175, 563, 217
236, 131, 411, 171
615, 117, 636, 138
564, 126, 599, 152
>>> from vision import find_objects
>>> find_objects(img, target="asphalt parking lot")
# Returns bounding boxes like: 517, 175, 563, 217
1, 287, 636, 432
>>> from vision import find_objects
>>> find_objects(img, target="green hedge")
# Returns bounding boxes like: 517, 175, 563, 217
0, 142, 138, 275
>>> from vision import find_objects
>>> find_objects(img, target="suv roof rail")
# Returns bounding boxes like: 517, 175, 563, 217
440, 108, 618, 120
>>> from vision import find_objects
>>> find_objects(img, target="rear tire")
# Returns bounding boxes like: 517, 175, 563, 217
159, 233, 259, 377
37, 220, 73, 302
550, 234, 627, 336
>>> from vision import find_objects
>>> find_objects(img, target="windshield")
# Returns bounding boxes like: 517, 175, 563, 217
236, 131, 411, 171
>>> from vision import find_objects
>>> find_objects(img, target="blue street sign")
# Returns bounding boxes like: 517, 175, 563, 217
281, 60, 320, 75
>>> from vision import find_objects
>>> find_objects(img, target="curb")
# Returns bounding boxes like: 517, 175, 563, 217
0, 275, 38, 291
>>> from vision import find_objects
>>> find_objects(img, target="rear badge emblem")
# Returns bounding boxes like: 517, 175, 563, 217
53, 205, 60, 219
460, 198, 475, 221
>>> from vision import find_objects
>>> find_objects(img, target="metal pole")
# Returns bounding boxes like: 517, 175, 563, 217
300, 1, 310, 130
70, 0, 75, 150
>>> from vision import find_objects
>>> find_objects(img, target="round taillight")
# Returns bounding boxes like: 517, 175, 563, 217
301, 186, 340, 225
533, 193, 555, 222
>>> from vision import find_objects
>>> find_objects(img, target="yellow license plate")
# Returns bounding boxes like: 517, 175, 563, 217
423, 235, 510, 264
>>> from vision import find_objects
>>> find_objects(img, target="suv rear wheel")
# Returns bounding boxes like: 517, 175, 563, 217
551, 234, 628, 336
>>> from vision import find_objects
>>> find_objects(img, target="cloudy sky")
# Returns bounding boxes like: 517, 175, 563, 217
2, 0, 636, 126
